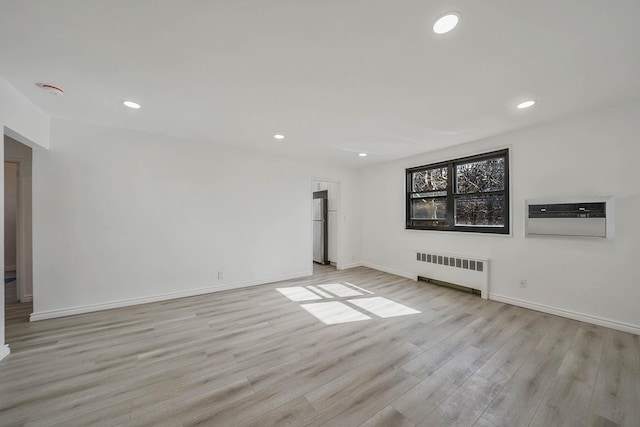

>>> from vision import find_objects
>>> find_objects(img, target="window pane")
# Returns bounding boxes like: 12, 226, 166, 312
456, 157, 504, 194
455, 194, 505, 226
412, 167, 447, 192
409, 219, 448, 228
411, 191, 447, 198
411, 198, 447, 220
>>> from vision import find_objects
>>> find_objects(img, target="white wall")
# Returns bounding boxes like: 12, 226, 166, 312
319, 173, 361, 270
0, 77, 50, 150
31, 119, 361, 319
5, 68, 635, 349
0, 75, 50, 360
361, 101, 640, 334
4, 162, 17, 270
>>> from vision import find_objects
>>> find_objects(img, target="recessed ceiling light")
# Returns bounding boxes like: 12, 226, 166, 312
123, 100, 141, 109
433, 13, 460, 34
359, 153, 367, 157
274, 134, 285, 140
517, 100, 536, 109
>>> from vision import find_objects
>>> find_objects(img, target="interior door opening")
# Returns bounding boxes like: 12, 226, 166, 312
4, 136, 33, 328
4, 162, 18, 303
311, 180, 340, 268
312, 190, 329, 265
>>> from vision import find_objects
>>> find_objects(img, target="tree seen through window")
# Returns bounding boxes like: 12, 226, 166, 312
406, 149, 509, 233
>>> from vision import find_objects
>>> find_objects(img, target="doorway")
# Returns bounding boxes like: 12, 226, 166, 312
4, 162, 18, 302
4, 136, 33, 327
311, 180, 340, 267
312, 190, 329, 265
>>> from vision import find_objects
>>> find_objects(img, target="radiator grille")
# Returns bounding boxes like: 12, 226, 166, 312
415, 251, 489, 299
416, 252, 484, 272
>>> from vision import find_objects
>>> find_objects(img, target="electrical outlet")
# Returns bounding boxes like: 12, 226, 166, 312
218, 271, 223, 280
519, 279, 527, 288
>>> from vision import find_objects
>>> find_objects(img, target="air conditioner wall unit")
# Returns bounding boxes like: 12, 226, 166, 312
525, 197, 613, 238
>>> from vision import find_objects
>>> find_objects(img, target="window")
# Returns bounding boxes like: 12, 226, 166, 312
406, 149, 509, 234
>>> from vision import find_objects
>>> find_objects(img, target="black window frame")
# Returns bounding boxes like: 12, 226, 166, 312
405, 149, 510, 234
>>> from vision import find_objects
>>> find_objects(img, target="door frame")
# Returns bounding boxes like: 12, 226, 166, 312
311, 179, 342, 268
313, 190, 329, 265
4, 157, 30, 302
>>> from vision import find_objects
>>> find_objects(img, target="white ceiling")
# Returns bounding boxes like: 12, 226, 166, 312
1, 0, 639, 166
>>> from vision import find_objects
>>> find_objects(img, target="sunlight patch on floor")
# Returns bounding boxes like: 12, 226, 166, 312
317, 283, 363, 297
305, 285, 333, 298
344, 282, 374, 294
347, 297, 421, 318
300, 302, 371, 325
276, 287, 323, 301
276, 282, 421, 325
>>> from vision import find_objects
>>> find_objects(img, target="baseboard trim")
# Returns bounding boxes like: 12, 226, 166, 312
356, 263, 640, 334
30, 271, 311, 322
20, 294, 32, 303
0, 344, 9, 361
361, 262, 417, 281
336, 262, 363, 270
489, 293, 640, 335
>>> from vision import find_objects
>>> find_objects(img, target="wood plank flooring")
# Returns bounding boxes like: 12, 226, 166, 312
1, 265, 639, 426
5, 280, 32, 328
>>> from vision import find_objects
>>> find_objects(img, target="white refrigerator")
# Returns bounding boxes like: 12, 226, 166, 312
313, 198, 328, 264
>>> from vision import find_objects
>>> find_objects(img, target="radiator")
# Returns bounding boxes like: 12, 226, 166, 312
415, 251, 489, 299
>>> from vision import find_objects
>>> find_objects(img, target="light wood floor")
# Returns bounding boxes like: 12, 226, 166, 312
1, 265, 639, 426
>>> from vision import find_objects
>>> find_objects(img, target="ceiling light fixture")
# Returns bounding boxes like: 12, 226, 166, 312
517, 100, 536, 109
274, 134, 285, 140
123, 100, 141, 109
40, 83, 64, 96
433, 13, 460, 34
359, 153, 367, 157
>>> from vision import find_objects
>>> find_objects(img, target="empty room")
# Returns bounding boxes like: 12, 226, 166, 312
1, 1, 639, 426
